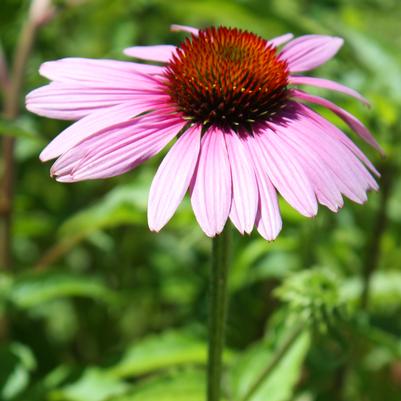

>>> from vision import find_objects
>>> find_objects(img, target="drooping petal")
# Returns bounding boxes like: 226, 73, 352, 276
286, 102, 378, 203
291, 89, 383, 153
280, 35, 343, 73
224, 131, 258, 234
245, 136, 282, 241
190, 128, 232, 237
123, 45, 177, 63
272, 123, 344, 211
26, 83, 169, 120
52, 116, 186, 182
289, 76, 369, 106
253, 128, 318, 217
170, 24, 199, 35
148, 125, 201, 231
268, 33, 294, 48
298, 103, 379, 176
39, 58, 163, 84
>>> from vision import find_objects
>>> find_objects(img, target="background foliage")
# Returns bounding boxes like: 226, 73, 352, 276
1, 0, 401, 400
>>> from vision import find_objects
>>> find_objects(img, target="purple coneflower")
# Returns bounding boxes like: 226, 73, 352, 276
26, 24, 381, 240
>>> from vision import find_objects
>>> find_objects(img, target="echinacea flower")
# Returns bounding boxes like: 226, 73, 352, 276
26, 24, 381, 240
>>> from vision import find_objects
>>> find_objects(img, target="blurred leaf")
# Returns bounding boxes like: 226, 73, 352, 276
160, 0, 283, 37
344, 30, 401, 103
342, 271, 401, 312
107, 329, 211, 378
112, 369, 207, 401
0, 343, 36, 400
230, 237, 298, 292
229, 327, 310, 401
0, 118, 39, 139
6, 271, 117, 309
50, 368, 129, 401
59, 180, 150, 238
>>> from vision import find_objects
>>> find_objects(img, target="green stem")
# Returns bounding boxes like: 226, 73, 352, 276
1, 0, 51, 269
241, 322, 305, 401
207, 225, 231, 401
361, 160, 393, 309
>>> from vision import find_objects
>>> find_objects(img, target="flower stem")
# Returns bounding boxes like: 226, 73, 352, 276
241, 321, 305, 401
208, 225, 231, 401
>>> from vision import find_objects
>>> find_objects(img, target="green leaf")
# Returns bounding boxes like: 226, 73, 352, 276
342, 271, 401, 313
59, 179, 150, 239
50, 368, 129, 401
107, 329, 209, 378
112, 369, 206, 401
7, 271, 117, 309
0, 343, 36, 400
229, 328, 310, 401
344, 30, 401, 103
0, 118, 39, 139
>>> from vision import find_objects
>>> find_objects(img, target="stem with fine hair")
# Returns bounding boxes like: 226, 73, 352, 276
208, 225, 232, 401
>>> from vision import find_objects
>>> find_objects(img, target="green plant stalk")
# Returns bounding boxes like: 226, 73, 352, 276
361, 160, 393, 309
241, 321, 305, 401
207, 225, 232, 401
0, 0, 53, 269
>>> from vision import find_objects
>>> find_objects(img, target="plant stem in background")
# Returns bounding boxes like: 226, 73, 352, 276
0, 0, 54, 269
241, 322, 305, 401
208, 225, 232, 401
361, 160, 393, 309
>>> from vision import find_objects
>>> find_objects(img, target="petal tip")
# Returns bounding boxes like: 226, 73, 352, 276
148, 223, 162, 233
39, 149, 51, 162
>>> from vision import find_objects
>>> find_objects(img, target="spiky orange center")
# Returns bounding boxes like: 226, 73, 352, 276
164, 26, 289, 131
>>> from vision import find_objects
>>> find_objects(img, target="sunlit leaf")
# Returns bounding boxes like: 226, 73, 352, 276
50, 368, 129, 401
107, 329, 210, 378
0, 343, 36, 400
229, 327, 310, 401
112, 369, 207, 401
7, 271, 117, 309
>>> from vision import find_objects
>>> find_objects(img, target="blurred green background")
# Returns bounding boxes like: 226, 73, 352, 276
1, 0, 401, 400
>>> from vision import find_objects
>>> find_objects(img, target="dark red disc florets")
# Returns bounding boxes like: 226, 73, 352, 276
164, 26, 289, 131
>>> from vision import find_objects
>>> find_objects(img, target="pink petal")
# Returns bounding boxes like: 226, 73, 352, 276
254, 129, 318, 217
123, 45, 177, 63
39, 102, 171, 161
39, 58, 163, 84
289, 76, 370, 106
299, 104, 379, 176
280, 35, 343, 72
287, 102, 377, 203
245, 136, 282, 241
291, 89, 383, 153
52, 116, 185, 181
268, 33, 294, 48
26, 83, 168, 120
273, 125, 344, 212
224, 131, 258, 234
190, 128, 232, 237
170, 24, 199, 35
52, 112, 180, 173
148, 125, 201, 231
